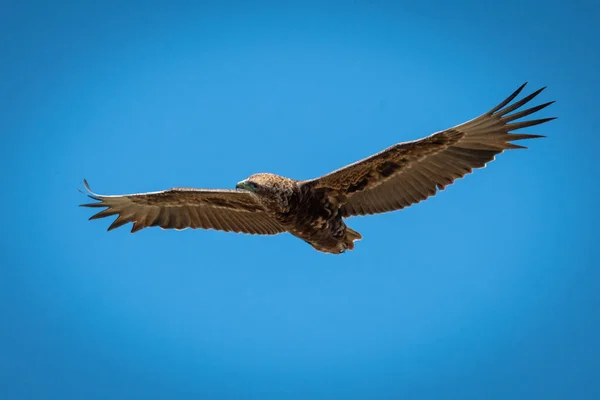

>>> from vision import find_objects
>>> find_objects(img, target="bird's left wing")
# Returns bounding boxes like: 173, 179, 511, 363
80, 180, 285, 235
301, 83, 555, 216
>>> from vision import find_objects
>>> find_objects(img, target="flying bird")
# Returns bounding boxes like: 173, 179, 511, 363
81, 83, 554, 254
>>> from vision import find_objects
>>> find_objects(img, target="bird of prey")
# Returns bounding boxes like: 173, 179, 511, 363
81, 83, 554, 254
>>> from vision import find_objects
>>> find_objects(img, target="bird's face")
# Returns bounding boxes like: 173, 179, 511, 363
235, 173, 277, 195
235, 179, 260, 193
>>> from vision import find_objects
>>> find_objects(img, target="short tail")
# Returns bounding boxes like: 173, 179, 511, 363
346, 227, 362, 242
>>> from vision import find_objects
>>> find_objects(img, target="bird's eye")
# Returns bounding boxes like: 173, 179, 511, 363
249, 182, 259, 189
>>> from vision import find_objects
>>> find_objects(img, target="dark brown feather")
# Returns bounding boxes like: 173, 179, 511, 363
301, 83, 554, 217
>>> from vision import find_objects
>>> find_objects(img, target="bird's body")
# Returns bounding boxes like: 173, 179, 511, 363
81, 83, 555, 254
252, 178, 359, 254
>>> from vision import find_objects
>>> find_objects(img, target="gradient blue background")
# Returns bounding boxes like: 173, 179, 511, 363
1, 1, 598, 398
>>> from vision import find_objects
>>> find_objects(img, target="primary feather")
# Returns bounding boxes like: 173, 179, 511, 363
303, 83, 553, 216
81, 180, 284, 235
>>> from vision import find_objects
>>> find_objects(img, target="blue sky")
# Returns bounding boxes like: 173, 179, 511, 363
1, 1, 599, 399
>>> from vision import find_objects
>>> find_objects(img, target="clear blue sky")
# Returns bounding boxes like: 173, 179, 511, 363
1, 1, 598, 399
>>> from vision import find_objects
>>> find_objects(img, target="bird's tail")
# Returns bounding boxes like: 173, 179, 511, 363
346, 227, 362, 242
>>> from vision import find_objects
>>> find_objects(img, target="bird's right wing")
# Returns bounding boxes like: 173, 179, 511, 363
302, 83, 554, 216
80, 180, 285, 235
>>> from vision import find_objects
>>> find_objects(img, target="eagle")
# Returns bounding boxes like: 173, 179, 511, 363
81, 83, 554, 254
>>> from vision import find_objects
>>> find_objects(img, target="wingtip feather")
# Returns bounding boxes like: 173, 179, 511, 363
505, 143, 528, 150
130, 223, 145, 233
107, 218, 129, 231
79, 202, 105, 208
508, 134, 547, 141
488, 82, 528, 115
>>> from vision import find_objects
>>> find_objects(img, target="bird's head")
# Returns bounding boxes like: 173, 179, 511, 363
236, 173, 297, 211
235, 173, 280, 194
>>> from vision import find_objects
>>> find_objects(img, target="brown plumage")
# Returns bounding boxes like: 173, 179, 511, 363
81, 83, 554, 254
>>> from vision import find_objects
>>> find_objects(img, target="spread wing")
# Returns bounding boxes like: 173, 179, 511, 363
302, 83, 555, 216
80, 180, 285, 235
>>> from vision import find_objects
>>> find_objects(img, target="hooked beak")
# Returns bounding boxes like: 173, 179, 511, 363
236, 180, 252, 191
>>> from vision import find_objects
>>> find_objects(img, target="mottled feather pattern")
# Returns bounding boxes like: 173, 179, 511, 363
80, 83, 553, 253
301, 83, 554, 217
245, 173, 297, 213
